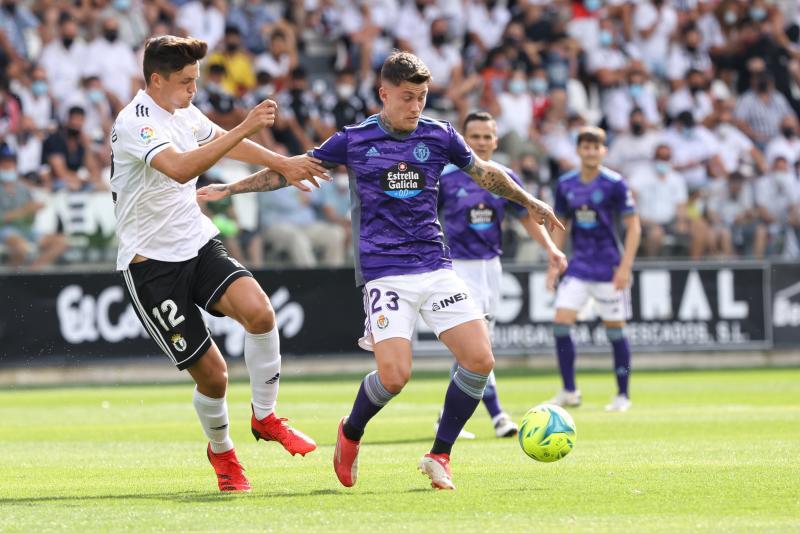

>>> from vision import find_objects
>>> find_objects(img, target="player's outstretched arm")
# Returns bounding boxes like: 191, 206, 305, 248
613, 213, 642, 290
465, 156, 565, 232
196, 167, 289, 202
151, 100, 278, 184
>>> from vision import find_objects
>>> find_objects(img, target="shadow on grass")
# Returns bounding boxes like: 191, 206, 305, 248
1, 486, 442, 504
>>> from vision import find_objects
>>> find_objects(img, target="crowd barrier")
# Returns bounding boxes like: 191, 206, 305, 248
1, 260, 798, 365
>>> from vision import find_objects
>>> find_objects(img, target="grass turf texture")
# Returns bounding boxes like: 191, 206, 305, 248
1, 368, 798, 532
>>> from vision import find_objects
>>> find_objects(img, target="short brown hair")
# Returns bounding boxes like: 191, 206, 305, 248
380, 51, 432, 85
576, 126, 606, 146
143, 35, 207, 85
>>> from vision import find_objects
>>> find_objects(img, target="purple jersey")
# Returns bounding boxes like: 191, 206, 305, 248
555, 167, 636, 282
311, 114, 473, 285
438, 163, 526, 260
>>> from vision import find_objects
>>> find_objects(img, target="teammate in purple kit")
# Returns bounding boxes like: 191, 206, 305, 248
200, 52, 562, 490
547, 126, 641, 412
434, 111, 568, 438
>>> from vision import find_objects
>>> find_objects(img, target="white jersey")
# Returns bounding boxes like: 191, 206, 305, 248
111, 90, 219, 270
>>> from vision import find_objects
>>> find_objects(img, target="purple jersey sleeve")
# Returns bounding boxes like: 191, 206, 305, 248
555, 181, 569, 217
448, 123, 473, 169
310, 129, 348, 166
613, 178, 637, 215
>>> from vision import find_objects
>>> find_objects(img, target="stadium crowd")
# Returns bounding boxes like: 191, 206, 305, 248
2, 0, 800, 269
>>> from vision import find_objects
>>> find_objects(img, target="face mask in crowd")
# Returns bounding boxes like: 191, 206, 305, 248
0, 169, 17, 182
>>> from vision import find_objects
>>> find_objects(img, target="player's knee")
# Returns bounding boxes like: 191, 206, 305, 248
469, 351, 494, 375
380, 368, 411, 394
242, 298, 276, 333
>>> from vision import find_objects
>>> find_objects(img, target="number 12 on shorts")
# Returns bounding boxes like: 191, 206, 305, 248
152, 299, 185, 331
369, 288, 400, 314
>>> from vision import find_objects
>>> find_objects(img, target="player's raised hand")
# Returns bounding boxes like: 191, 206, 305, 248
196, 183, 230, 202
277, 154, 331, 191
527, 197, 565, 232
240, 99, 278, 135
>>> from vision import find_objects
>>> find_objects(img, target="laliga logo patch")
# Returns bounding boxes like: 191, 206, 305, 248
171, 333, 187, 352
139, 125, 157, 145
376, 314, 389, 329
381, 161, 425, 199
413, 142, 430, 162
467, 203, 495, 231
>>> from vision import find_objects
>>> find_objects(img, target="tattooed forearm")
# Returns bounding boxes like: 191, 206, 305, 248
467, 160, 530, 205
228, 168, 288, 195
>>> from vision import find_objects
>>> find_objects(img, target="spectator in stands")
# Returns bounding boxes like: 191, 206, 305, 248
667, 68, 714, 125
603, 66, 660, 133
707, 171, 767, 258
394, 0, 437, 54
630, 143, 706, 258
273, 67, 325, 153
587, 18, 627, 90
0, 76, 21, 140
0, 145, 66, 267
18, 64, 56, 131
735, 70, 794, 148
85, 16, 139, 105
99, 0, 149, 49
466, 0, 512, 53
15, 115, 42, 175
39, 14, 89, 104
666, 23, 713, 86
0, 0, 39, 61
418, 17, 464, 114
254, 27, 298, 89
321, 68, 369, 134
633, 0, 678, 78
176, 0, 225, 52
712, 98, 767, 177
765, 114, 800, 180
194, 63, 241, 132
226, 0, 277, 55
258, 185, 345, 268
316, 166, 352, 263
606, 108, 662, 178
41, 105, 102, 191
207, 25, 255, 97
755, 156, 800, 255
491, 69, 535, 160
662, 110, 724, 190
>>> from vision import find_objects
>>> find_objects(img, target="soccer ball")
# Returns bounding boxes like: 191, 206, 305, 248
518, 404, 577, 462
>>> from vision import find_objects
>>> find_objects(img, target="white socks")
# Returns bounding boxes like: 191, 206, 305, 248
193, 387, 234, 454
245, 326, 281, 421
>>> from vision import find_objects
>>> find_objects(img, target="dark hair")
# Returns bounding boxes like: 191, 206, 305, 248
67, 105, 86, 117
381, 51, 432, 85
576, 126, 606, 146
463, 110, 494, 131
729, 171, 745, 182
143, 35, 207, 85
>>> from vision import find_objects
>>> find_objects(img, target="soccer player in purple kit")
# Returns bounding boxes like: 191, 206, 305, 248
434, 111, 568, 438
199, 51, 563, 490
547, 126, 641, 412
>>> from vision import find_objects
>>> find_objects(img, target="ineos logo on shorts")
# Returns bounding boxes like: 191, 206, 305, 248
381, 162, 425, 199
431, 292, 469, 311
468, 203, 495, 231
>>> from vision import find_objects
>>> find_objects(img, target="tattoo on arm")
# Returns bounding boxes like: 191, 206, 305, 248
467, 159, 528, 205
227, 168, 288, 195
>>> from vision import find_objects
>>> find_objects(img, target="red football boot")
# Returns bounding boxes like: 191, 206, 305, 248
251, 408, 317, 456
333, 416, 360, 487
206, 444, 251, 492
418, 452, 455, 490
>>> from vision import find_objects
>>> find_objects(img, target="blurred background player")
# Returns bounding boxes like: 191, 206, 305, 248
548, 126, 641, 413
434, 110, 568, 438
201, 52, 562, 490
112, 36, 325, 492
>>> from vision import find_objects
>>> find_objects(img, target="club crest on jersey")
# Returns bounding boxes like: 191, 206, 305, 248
170, 333, 187, 352
376, 314, 389, 329
591, 189, 604, 204
381, 161, 425, 199
413, 142, 430, 162
468, 203, 496, 231
139, 125, 157, 145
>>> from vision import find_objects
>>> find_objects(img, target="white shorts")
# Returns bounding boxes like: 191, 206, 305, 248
452, 257, 501, 318
358, 269, 485, 351
554, 275, 631, 322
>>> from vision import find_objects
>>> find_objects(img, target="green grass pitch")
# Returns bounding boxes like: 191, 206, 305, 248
1, 368, 799, 532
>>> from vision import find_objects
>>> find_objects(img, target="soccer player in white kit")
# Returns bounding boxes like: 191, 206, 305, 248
435, 111, 568, 438
548, 127, 642, 412
111, 36, 327, 491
